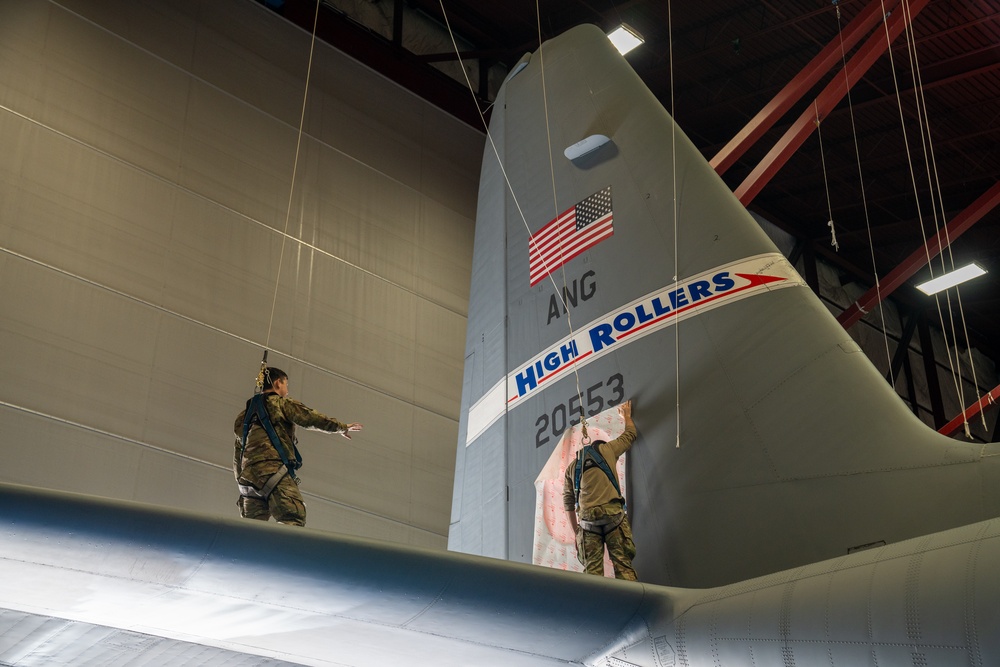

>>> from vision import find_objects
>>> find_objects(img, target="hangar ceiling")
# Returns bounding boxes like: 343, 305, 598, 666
265, 0, 1000, 398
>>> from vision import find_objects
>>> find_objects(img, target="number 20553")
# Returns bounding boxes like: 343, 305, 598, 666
534, 373, 624, 448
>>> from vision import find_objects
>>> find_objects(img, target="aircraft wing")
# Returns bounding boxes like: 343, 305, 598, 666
4, 482, 1000, 666
0, 482, 663, 666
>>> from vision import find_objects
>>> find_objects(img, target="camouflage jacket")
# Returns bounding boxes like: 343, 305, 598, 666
233, 393, 348, 487
563, 420, 637, 512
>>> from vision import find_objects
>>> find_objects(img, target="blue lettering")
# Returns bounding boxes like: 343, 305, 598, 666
689, 280, 712, 302
544, 351, 560, 371
614, 312, 636, 333
669, 289, 689, 309
515, 366, 537, 396
635, 304, 654, 324
652, 297, 670, 316
589, 323, 615, 353
560, 341, 576, 364
535, 360, 544, 381
713, 271, 736, 291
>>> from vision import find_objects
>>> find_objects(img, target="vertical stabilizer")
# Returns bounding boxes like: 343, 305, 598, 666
451, 25, 1000, 586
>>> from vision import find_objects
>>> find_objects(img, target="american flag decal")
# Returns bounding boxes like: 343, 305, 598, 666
528, 187, 614, 286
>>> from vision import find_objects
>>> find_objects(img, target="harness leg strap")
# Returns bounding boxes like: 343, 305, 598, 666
238, 465, 289, 500
580, 511, 626, 535
258, 465, 289, 499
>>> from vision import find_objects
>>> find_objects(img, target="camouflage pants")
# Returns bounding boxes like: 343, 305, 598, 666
577, 502, 637, 581
237, 468, 306, 526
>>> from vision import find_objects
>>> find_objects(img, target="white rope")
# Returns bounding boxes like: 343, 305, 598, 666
435, 0, 569, 298
534, 0, 591, 443
436, 0, 591, 435
882, 0, 964, 418
878, 0, 968, 430
839, 2, 894, 390
897, 1, 967, 424
668, 0, 681, 448
537, 7, 559, 220
814, 101, 839, 251
264, 0, 321, 351
900, 0, 984, 432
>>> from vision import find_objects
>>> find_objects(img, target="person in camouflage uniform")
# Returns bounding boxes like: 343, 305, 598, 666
233, 367, 362, 526
563, 399, 638, 580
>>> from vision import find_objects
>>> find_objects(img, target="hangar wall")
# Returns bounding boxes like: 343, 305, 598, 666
0, 0, 484, 548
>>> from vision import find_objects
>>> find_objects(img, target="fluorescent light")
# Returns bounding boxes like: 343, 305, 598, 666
608, 24, 644, 55
915, 263, 987, 295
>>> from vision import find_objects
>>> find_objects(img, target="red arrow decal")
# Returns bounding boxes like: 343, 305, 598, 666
733, 272, 787, 287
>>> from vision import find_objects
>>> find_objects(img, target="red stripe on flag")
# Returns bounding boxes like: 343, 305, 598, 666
529, 213, 613, 285
529, 218, 578, 274
528, 210, 575, 263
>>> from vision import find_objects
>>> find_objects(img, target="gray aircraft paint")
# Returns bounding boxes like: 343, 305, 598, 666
3, 482, 999, 666
448, 24, 1000, 588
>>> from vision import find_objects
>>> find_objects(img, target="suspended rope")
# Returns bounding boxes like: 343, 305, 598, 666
255, 0, 322, 388
876, 0, 973, 434
435, 0, 557, 298
537, 7, 559, 220
898, 0, 983, 434
835, 2, 895, 390
667, 0, 681, 448
534, 0, 590, 444
950, 294, 983, 436
436, 0, 601, 445
892, 1, 967, 427
814, 101, 839, 251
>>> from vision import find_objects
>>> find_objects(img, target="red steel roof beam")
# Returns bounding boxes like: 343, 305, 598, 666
711, 0, 892, 175
837, 180, 1000, 329
939, 384, 1000, 437
733, 0, 929, 206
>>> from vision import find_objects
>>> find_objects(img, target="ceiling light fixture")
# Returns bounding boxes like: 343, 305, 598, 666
608, 24, 644, 55
915, 263, 987, 295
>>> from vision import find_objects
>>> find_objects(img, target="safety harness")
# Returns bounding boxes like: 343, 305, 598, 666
573, 444, 627, 535
238, 393, 303, 500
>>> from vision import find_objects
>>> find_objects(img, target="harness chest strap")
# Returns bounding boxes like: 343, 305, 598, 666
572, 444, 626, 511
239, 394, 303, 498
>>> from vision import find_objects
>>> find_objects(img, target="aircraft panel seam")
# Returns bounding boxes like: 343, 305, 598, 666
743, 343, 850, 413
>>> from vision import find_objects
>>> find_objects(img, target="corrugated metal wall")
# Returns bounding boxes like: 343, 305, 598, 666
0, 0, 483, 548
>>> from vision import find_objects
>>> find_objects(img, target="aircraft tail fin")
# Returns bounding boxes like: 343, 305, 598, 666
451, 24, 999, 586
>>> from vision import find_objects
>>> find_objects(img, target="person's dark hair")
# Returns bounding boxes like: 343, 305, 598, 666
262, 367, 288, 391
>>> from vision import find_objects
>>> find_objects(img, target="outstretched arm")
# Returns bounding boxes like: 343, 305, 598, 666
280, 397, 358, 438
